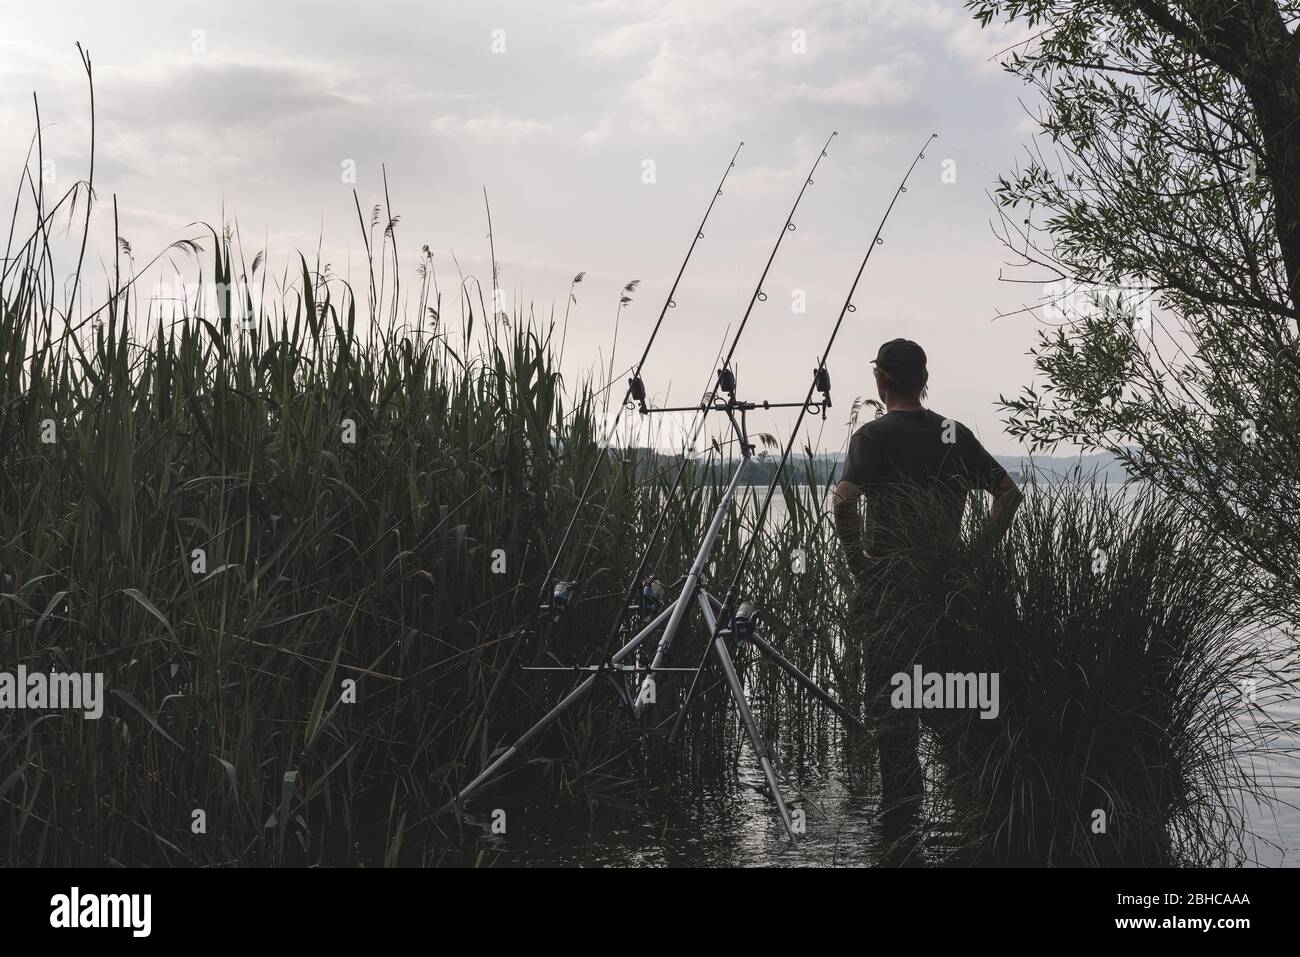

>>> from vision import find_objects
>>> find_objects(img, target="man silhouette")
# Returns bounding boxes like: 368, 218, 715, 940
831, 339, 1021, 854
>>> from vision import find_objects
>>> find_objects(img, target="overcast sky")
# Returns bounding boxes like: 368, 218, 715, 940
0, 0, 1054, 455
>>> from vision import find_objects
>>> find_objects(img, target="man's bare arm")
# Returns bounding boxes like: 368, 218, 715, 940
832, 479, 871, 573
988, 473, 1023, 541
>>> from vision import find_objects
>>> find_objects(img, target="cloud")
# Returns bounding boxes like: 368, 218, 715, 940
782, 60, 916, 107
430, 113, 552, 143
0, 33, 79, 85
1013, 114, 1040, 135
944, 16, 1036, 71
100, 56, 368, 129
579, 115, 615, 145
626, 42, 750, 135
584, 0, 1008, 136
588, 19, 665, 59
727, 133, 835, 198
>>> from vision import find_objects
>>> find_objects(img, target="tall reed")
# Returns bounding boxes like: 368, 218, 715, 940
851, 477, 1293, 865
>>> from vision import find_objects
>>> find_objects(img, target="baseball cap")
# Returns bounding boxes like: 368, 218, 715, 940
872, 339, 927, 379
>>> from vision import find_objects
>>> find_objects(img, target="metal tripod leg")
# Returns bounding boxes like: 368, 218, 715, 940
676, 590, 868, 738
689, 592, 866, 735
739, 631, 865, 733
454, 599, 678, 807
697, 591, 797, 842
632, 450, 748, 717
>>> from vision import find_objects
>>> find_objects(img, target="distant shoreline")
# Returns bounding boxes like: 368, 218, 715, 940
637, 450, 1134, 486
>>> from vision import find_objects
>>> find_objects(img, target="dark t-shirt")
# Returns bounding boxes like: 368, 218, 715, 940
841, 409, 1007, 552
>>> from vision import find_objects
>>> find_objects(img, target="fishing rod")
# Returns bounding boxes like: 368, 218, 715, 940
536, 141, 743, 619
541, 130, 835, 675
669, 132, 938, 742
588, 133, 837, 676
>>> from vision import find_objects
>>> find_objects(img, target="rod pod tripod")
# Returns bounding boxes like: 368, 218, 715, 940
454, 378, 865, 843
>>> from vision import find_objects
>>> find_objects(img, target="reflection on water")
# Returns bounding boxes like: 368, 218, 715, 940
470, 738, 897, 867
1242, 676, 1300, 867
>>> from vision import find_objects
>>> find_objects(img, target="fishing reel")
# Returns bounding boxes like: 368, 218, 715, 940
627, 374, 648, 413
546, 580, 577, 622
805, 364, 832, 419
716, 365, 736, 396
722, 601, 759, 642
639, 577, 667, 622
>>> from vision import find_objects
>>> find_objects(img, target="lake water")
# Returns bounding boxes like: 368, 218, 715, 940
474, 485, 1300, 867
475, 713, 1300, 867
1240, 665, 1300, 866
466, 740, 890, 867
